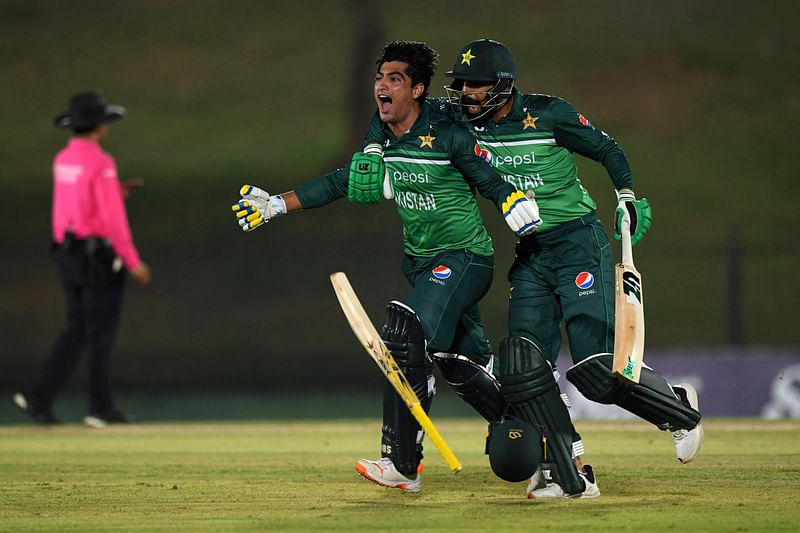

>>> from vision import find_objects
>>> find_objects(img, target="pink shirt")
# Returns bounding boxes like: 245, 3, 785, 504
52, 138, 141, 270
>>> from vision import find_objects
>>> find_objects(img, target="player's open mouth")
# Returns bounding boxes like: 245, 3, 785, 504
463, 96, 482, 116
378, 94, 392, 114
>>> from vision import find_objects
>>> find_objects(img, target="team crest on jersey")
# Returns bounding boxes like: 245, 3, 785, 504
575, 271, 594, 289
578, 114, 591, 127
522, 112, 538, 130
418, 134, 436, 149
432, 265, 452, 280
474, 143, 493, 164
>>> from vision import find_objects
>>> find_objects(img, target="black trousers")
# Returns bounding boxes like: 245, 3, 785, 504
32, 240, 126, 414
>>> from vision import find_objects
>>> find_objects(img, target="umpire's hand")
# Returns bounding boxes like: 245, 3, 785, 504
130, 262, 152, 286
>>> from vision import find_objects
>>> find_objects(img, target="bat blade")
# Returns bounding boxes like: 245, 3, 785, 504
329, 272, 463, 473
612, 215, 645, 383
613, 261, 645, 382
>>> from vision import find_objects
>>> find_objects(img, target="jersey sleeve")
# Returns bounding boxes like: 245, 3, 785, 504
446, 123, 515, 209
294, 167, 349, 209
92, 155, 141, 270
551, 98, 633, 190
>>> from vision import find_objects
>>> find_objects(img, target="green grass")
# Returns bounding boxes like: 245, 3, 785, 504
1, 419, 798, 531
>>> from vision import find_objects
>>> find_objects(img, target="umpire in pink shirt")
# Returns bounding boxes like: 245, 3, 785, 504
14, 91, 151, 427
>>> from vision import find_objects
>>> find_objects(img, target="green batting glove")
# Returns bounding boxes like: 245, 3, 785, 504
614, 188, 652, 246
347, 143, 385, 205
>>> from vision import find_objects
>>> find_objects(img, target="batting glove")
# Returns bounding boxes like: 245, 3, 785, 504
614, 188, 652, 245
348, 143, 386, 205
502, 190, 542, 237
231, 184, 287, 232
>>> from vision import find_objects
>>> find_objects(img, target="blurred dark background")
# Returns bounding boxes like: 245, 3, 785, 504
1, 1, 798, 419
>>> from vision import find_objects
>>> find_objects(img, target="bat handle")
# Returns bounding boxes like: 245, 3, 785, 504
621, 216, 634, 266
409, 404, 463, 473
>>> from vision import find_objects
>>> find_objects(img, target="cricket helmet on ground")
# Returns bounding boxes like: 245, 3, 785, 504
446, 38, 517, 82
54, 90, 126, 131
487, 417, 541, 482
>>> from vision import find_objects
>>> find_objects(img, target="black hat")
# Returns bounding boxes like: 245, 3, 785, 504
54, 91, 126, 130
446, 39, 517, 82
487, 418, 541, 482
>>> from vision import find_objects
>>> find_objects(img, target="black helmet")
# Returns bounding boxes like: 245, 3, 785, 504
487, 418, 541, 482
446, 39, 516, 83
444, 39, 516, 124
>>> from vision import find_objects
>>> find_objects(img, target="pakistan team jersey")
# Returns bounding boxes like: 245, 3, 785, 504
296, 101, 515, 256
433, 91, 632, 233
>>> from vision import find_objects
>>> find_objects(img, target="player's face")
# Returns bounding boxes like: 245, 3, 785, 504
375, 61, 423, 126
460, 82, 495, 118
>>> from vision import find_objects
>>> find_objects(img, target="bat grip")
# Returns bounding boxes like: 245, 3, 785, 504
621, 217, 634, 266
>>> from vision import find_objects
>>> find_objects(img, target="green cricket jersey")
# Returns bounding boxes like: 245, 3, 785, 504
435, 91, 632, 233
296, 100, 515, 256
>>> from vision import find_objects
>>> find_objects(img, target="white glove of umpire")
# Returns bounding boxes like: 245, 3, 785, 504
231, 184, 287, 232
502, 190, 542, 237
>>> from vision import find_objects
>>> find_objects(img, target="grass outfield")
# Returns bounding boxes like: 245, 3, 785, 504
1, 419, 798, 532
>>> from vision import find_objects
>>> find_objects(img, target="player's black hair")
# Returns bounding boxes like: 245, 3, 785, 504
376, 41, 439, 101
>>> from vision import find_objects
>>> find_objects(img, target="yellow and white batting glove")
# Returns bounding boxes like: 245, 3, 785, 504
231, 184, 287, 232
502, 190, 542, 237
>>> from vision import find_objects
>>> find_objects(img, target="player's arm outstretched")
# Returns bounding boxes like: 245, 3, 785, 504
231, 111, 391, 232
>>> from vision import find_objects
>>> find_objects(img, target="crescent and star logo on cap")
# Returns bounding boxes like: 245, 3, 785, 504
461, 49, 476, 65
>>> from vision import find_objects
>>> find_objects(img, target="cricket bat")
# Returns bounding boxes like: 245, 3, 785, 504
612, 217, 645, 383
330, 272, 462, 473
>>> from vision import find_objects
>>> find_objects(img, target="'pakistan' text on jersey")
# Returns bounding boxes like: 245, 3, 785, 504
436, 91, 633, 233
297, 101, 514, 257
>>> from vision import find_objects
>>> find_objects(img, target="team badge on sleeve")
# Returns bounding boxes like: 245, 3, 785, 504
578, 114, 591, 127
474, 143, 493, 164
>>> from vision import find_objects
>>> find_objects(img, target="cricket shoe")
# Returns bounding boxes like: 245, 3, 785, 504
355, 457, 422, 493
13, 392, 61, 425
84, 409, 131, 428
528, 465, 600, 500
526, 463, 554, 493
671, 383, 704, 464
527, 466, 546, 493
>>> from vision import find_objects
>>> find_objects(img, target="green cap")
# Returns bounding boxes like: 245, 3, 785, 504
487, 418, 541, 482
446, 39, 517, 82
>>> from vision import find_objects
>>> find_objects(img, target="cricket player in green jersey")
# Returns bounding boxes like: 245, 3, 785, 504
230, 41, 541, 493
443, 38, 705, 499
